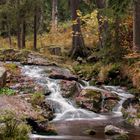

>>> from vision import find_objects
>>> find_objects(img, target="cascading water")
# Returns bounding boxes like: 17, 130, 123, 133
21, 65, 133, 121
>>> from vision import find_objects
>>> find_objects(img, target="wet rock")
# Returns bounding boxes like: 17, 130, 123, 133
76, 89, 102, 113
122, 98, 140, 127
26, 118, 48, 133
76, 88, 119, 113
0, 67, 7, 87
49, 68, 78, 81
101, 91, 119, 112
84, 129, 96, 136
105, 125, 128, 136
40, 102, 54, 121
60, 80, 81, 98
122, 98, 139, 109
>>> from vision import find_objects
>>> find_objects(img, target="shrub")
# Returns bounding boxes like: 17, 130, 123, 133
31, 92, 45, 106
98, 63, 121, 85
0, 110, 31, 140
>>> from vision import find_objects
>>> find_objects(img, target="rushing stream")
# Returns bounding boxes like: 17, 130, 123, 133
21, 65, 139, 140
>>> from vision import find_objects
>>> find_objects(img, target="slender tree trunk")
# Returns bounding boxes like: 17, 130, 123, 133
33, 8, 37, 51
17, 23, 21, 49
51, 0, 58, 32
17, 0, 21, 49
70, 0, 88, 59
133, 1, 140, 52
22, 20, 26, 49
96, 0, 108, 48
6, 22, 12, 48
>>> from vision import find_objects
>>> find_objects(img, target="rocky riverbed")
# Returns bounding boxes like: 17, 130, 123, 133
0, 49, 140, 140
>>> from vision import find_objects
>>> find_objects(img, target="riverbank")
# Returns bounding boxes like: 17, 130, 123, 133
0, 48, 140, 140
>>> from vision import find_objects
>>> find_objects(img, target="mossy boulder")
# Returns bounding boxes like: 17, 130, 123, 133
60, 80, 81, 98
76, 88, 119, 113
76, 89, 102, 113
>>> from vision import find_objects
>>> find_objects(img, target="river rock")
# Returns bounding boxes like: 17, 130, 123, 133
122, 97, 140, 127
0, 67, 6, 87
76, 89, 102, 112
21, 53, 57, 66
76, 88, 119, 113
84, 129, 96, 136
60, 80, 81, 98
0, 95, 39, 119
101, 91, 119, 112
104, 125, 128, 136
49, 67, 78, 81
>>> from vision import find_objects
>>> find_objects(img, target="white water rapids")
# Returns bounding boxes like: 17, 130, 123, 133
21, 65, 134, 121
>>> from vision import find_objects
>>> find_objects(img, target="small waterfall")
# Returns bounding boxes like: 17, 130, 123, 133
103, 86, 134, 113
21, 65, 134, 121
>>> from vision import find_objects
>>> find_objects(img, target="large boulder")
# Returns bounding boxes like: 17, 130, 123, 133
49, 67, 78, 81
76, 89, 102, 113
60, 80, 81, 98
76, 88, 119, 113
21, 53, 56, 66
0, 67, 7, 87
0, 95, 39, 119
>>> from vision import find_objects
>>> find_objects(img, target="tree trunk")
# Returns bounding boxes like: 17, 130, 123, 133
133, 1, 140, 52
96, 0, 108, 48
70, 0, 88, 59
6, 22, 12, 48
22, 20, 26, 49
51, 0, 58, 32
17, 0, 21, 49
33, 9, 37, 51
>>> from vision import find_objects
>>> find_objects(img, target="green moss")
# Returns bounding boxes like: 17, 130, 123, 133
0, 88, 15, 96
31, 92, 45, 106
4, 63, 18, 70
126, 117, 135, 124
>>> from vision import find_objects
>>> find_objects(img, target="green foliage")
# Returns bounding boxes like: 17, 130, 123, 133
99, 63, 122, 84
0, 110, 31, 140
99, 45, 126, 64
73, 64, 95, 80
0, 87, 15, 96
108, 0, 132, 15
31, 92, 45, 106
